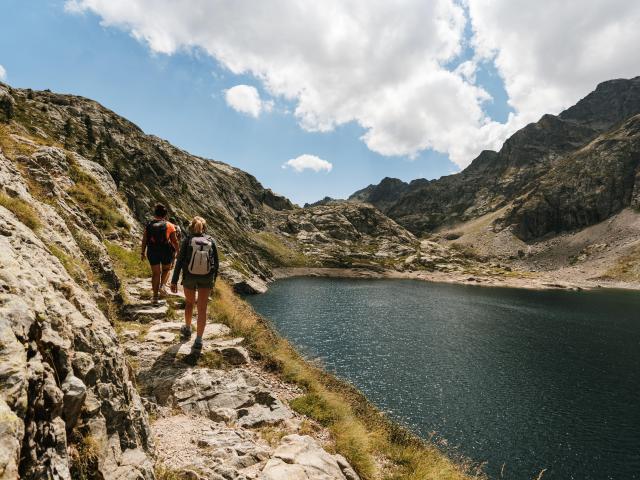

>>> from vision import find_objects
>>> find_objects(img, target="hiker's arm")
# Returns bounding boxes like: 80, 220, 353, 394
171, 239, 187, 286
140, 230, 147, 260
169, 231, 179, 263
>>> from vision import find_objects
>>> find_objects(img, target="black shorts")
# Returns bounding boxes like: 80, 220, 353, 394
146, 246, 174, 266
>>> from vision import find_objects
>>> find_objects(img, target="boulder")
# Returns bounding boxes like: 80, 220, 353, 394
215, 346, 250, 365
61, 374, 87, 429
262, 435, 360, 480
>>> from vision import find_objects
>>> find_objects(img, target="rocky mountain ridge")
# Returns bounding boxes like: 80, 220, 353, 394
350, 76, 640, 241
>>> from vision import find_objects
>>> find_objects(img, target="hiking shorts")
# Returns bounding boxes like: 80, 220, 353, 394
182, 272, 215, 290
146, 245, 174, 266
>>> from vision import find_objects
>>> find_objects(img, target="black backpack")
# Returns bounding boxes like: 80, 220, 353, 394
146, 220, 168, 246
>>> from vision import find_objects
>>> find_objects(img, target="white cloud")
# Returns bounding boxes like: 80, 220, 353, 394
0, 64, 6, 81
468, 0, 640, 128
65, 0, 640, 169
283, 154, 333, 173
224, 84, 268, 118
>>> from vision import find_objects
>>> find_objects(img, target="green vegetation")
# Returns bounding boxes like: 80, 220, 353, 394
210, 280, 480, 480
48, 243, 94, 285
252, 231, 308, 267
0, 192, 41, 231
105, 241, 151, 278
67, 160, 129, 232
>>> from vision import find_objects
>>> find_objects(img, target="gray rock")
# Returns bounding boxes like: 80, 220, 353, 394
0, 398, 23, 480
167, 369, 293, 426
61, 374, 87, 429
262, 434, 359, 480
215, 346, 250, 365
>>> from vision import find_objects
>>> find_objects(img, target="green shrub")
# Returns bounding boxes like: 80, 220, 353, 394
0, 192, 41, 231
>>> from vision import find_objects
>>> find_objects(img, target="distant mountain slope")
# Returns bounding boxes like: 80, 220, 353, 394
349, 76, 640, 240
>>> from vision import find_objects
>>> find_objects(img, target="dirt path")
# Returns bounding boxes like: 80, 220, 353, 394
118, 278, 360, 480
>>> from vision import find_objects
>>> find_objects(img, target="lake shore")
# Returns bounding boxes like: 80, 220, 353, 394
273, 266, 640, 291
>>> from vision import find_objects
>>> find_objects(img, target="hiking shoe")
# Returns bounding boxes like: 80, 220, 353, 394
180, 324, 192, 340
192, 338, 203, 352
152, 296, 160, 306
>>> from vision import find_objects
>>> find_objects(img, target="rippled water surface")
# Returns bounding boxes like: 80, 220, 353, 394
246, 277, 640, 480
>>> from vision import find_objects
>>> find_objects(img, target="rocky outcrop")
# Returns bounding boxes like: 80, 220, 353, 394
0, 204, 153, 479
350, 76, 640, 240
273, 202, 419, 269
500, 114, 640, 239
262, 435, 360, 480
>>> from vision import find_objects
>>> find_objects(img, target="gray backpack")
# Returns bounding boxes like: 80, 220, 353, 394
188, 235, 215, 275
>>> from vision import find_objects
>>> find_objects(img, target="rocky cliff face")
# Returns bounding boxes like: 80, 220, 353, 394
349, 76, 640, 240
0, 144, 154, 477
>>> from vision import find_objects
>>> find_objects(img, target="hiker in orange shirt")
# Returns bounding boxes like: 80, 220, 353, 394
140, 203, 180, 305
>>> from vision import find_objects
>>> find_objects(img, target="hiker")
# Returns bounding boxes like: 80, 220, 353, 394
161, 222, 183, 293
170, 216, 219, 352
140, 203, 180, 305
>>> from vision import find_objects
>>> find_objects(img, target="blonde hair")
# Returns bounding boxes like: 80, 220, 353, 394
189, 216, 207, 234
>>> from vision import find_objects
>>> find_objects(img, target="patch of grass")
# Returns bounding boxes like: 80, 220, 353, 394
257, 425, 288, 447
198, 350, 225, 369
48, 243, 94, 285
0, 192, 41, 231
105, 241, 151, 278
210, 280, 482, 480
601, 243, 640, 282
252, 231, 308, 267
154, 465, 184, 480
0, 124, 41, 158
69, 434, 101, 480
290, 392, 344, 425
67, 160, 129, 233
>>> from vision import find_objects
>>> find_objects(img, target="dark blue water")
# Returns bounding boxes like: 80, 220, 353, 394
246, 278, 640, 480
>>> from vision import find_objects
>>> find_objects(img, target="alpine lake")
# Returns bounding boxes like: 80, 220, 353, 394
246, 277, 640, 480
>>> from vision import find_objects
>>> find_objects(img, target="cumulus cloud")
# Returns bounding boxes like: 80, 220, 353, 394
282, 154, 333, 173
0, 64, 6, 81
65, 0, 640, 168
224, 84, 270, 117
468, 0, 640, 126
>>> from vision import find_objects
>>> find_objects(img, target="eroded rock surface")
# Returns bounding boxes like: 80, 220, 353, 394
0, 205, 153, 479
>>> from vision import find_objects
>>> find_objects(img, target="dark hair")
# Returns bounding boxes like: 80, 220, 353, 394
154, 203, 168, 217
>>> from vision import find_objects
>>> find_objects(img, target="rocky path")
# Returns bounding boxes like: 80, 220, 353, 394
119, 279, 359, 480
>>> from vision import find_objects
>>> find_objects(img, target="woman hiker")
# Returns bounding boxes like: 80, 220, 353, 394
140, 203, 180, 305
171, 216, 219, 351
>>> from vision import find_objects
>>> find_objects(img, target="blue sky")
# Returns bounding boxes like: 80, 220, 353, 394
2, 0, 633, 205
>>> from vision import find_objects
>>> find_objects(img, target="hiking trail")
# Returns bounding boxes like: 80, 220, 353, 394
119, 278, 360, 480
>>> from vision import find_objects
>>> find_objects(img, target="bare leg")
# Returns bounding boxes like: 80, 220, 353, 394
184, 288, 196, 329
195, 288, 210, 339
151, 264, 161, 299
160, 264, 172, 294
